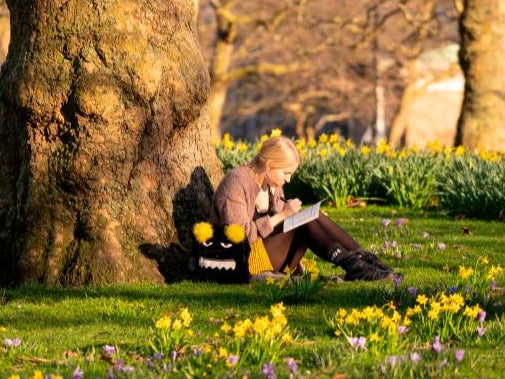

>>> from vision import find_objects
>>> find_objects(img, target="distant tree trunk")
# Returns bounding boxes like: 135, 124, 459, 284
0, 0, 222, 287
388, 61, 419, 148
209, 0, 237, 143
456, 0, 505, 149
0, 0, 8, 64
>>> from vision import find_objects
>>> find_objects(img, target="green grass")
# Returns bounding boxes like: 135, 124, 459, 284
1, 206, 505, 378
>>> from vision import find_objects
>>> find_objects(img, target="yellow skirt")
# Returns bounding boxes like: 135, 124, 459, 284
248, 239, 274, 274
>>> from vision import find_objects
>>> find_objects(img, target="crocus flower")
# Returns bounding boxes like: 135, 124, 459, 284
227, 355, 239, 368
393, 275, 403, 288
438, 242, 447, 251
410, 352, 421, 363
422, 231, 430, 238
431, 336, 444, 353
348, 336, 367, 350
103, 345, 116, 356
397, 325, 409, 335
448, 285, 459, 294
286, 357, 298, 374
455, 349, 465, 362
407, 287, 418, 296
72, 367, 84, 379
170, 350, 178, 361
478, 311, 487, 323
121, 366, 135, 374
477, 326, 486, 337
115, 360, 124, 373
192, 348, 203, 357
382, 219, 391, 228
261, 362, 276, 379
4, 338, 21, 348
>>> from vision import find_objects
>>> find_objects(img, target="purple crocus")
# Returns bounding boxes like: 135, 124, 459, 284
4, 338, 21, 348
455, 349, 465, 362
382, 219, 391, 228
72, 367, 84, 379
348, 336, 367, 350
170, 350, 178, 361
227, 355, 239, 368
261, 362, 276, 379
431, 336, 444, 353
121, 366, 135, 374
397, 325, 409, 335
103, 345, 116, 356
285, 357, 298, 374
407, 287, 418, 296
478, 311, 487, 323
437, 242, 447, 251
193, 348, 203, 357
477, 326, 486, 337
410, 352, 421, 363
115, 360, 124, 373
393, 275, 403, 289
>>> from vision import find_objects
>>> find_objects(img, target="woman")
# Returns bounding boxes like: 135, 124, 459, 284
211, 136, 401, 281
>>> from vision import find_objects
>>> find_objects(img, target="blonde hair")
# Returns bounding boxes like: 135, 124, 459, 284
250, 136, 301, 171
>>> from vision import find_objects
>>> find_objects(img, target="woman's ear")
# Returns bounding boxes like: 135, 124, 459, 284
265, 159, 273, 171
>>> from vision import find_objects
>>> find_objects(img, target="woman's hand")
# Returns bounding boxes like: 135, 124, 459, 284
267, 198, 302, 230
282, 198, 302, 217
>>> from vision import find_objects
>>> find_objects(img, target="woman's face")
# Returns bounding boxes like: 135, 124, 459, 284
265, 162, 299, 188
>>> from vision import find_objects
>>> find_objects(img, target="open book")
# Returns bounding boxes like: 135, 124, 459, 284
283, 201, 322, 233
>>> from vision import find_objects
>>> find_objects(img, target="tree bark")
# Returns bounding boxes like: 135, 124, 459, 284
0, 0, 222, 286
456, 0, 505, 149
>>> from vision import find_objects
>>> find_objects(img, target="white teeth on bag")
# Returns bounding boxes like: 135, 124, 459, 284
199, 257, 237, 270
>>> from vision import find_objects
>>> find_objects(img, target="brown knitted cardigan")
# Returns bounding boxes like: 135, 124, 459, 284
211, 165, 287, 244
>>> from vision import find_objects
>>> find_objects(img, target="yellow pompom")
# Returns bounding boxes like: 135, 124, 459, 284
224, 224, 246, 244
193, 222, 213, 243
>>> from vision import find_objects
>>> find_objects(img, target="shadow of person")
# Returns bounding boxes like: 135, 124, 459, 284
140, 166, 216, 283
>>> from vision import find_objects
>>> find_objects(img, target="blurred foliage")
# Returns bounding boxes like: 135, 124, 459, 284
215, 131, 505, 220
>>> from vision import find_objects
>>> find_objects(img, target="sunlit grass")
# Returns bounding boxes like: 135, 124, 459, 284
1, 206, 505, 378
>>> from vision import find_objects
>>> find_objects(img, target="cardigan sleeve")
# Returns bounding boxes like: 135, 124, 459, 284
212, 167, 274, 243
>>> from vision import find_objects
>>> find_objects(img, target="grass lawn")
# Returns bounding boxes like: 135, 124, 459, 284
1, 206, 505, 378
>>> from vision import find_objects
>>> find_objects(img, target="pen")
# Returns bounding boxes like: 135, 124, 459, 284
280, 196, 288, 202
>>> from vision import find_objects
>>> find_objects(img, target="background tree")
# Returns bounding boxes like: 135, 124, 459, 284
199, 0, 459, 144
456, 0, 505, 150
0, 0, 222, 287
0, 0, 8, 63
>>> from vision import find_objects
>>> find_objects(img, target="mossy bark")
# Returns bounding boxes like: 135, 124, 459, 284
456, 0, 505, 149
0, 0, 222, 286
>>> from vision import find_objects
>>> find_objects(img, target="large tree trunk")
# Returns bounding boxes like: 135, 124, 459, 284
0, 0, 222, 287
456, 0, 505, 149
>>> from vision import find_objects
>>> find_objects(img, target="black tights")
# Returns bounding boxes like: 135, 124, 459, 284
263, 212, 362, 272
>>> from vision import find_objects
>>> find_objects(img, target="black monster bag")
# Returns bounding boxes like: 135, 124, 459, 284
189, 222, 250, 284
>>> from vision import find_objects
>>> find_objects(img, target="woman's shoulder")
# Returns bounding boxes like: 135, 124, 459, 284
223, 165, 252, 182
217, 165, 255, 193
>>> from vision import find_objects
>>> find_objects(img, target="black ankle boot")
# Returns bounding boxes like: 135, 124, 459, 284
355, 250, 393, 271
329, 245, 397, 282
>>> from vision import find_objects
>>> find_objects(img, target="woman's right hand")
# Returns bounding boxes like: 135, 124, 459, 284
283, 198, 302, 217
